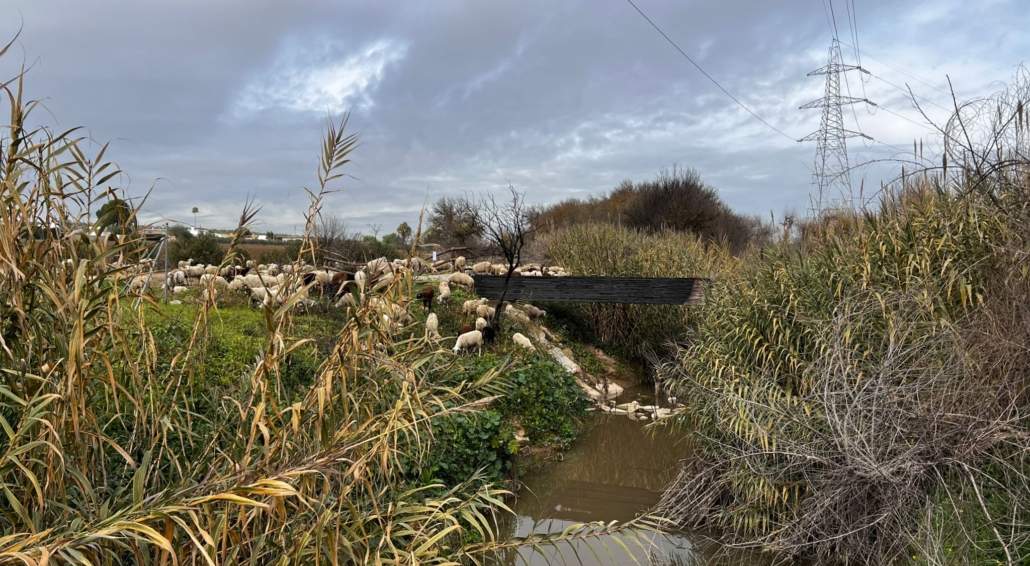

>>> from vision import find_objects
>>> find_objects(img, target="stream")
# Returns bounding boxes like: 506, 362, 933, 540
499, 382, 763, 565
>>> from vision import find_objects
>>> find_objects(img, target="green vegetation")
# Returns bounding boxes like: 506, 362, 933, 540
532, 168, 770, 252
655, 137, 1030, 564
0, 67, 623, 563
545, 223, 734, 359
168, 224, 225, 265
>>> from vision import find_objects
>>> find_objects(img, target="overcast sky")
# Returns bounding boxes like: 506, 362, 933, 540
3, 0, 1026, 234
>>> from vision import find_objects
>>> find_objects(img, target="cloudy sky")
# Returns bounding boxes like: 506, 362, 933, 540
2, 0, 1026, 234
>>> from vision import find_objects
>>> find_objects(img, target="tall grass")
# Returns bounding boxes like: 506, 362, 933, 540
0, 45, 666, 563
656, 90, 1030, 563
544, 224, 735, 359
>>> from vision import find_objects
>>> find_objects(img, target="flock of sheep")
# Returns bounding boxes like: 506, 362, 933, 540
129, 255, 559, 355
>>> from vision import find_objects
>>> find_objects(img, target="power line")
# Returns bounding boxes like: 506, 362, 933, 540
623, 0, 797, 142
868, 71, 953, 114
836, 40, 953, 98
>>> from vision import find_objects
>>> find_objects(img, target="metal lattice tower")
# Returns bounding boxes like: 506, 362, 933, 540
799, 38, 875, 210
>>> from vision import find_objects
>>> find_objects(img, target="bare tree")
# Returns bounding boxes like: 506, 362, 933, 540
464, 186, 532, 326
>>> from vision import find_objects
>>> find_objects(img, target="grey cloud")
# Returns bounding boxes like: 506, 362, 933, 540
2, 0, 1027, 233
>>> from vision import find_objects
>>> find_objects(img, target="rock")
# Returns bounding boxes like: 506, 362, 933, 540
615, 400, 640, 413
549, 347, 581, 375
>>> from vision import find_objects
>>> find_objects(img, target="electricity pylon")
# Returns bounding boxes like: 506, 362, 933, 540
800, 38, 875, 210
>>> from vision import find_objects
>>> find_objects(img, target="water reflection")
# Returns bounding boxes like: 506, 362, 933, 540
497, 415, 704, 565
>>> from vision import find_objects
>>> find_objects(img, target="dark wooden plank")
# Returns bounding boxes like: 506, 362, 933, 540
472, 275, 707, 305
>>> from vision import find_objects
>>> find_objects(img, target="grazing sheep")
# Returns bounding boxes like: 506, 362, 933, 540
475, 317, 488, 331
246, 260, 256, 269
186, 265, 206, 279
250, 286, 282, 307
512, 332, 535, 351
505, 304, 531, 327
165, 270, 187, 288
491, 263, 508, 275
313, 270, 333, 285
475, 304, 496, 319
425, 313, 440, 340
462, 298, 488, 314
471, 261, 492, 274
481, 325, 497, 344
437, 280, 451, 303
228, 278, 247, 293
522, 304, 547, 318
204, 265, 219, 275
454, 256, 466, 271
449, 272, 474, 288
417, 285, 435, 310
172, 285, 188, 295
452, 330, 483, 354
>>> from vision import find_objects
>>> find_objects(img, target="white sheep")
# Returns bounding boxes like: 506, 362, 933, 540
186, 265, 206, 279
165, 270, 187, 288
521, 303, 547, 318
425, 312, 440, 340
129, 275, 148, 291
475, 317, 488, 331
471, 261, 492, 274
505, 304, 531, 327
250, 286, 282, 307
512, 332, 535, 351
228, 278, 247, 293
475, 304, 496, 319
454, 256, 466, 271
449, 272, 474, 288
462, 298, 485, 315
204, 265, 219, 275
437, 281, 451, 303
491, 263, 507, 275
172, 285, 188, 295
452, 330, 483, 354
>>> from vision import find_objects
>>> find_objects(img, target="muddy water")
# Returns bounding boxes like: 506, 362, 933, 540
499, 391, 765, 564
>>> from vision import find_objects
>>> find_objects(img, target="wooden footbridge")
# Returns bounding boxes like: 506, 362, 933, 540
472, 275, 707, 305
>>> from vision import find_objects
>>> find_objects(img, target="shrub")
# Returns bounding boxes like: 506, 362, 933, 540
532, 168, 771, 252
657, 185, 1029, 563
545, 223, 734, 359
423, 410, 517, 485
498, 358, 590, 448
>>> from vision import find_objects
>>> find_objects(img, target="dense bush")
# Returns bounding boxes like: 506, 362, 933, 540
532, 168, 770, 252
545, 223, 734, 359
498, 359, 590, 448
167, 225, 225, 265
657, 185, 1029, 563
423, 410, 517, 485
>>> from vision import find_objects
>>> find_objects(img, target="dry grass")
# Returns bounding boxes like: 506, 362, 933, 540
657, 154, 1030, 562
544, 223, 735, 358
0, 48, 664, 564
